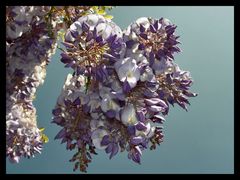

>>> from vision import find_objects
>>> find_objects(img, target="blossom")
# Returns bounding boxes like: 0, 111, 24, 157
124, 17, 181, 63
91, 128, 109, 149
60, 14, 125, 78
140, 65, 155, 82
52, 73, 97, 172
127, 145, 142, 164
114, 57, 140, 89
6, 6, 56, 163
121, 104, 138, 126
155, 63, 197, 111
50, 14, 197, 173
99, 86, 121, 119
6, 103, 44, 163
135, 121, 154, 137
6, 6, 50, 40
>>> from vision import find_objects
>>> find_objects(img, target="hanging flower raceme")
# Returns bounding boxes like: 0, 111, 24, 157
6, 102, 44, 163
6, 6, 112, 164
6, 6, 56, 163
53, 72, 164, 171
122, 17, 197, 111
6, 6, 197, 173
52, 74, 96, 172
124, 17, 181, 65
154, 63, 197, 111
6, 6, 51, 40
53, 15, 196, 173
59, 14, 125, 80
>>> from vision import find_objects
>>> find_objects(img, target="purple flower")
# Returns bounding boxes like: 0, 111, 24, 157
6, 103, 44, 163
130, 136, 144, 145
128, 145, 142, 164
91, 128, 109, 149
155, 63, 197, 111
123, 17, 181, 62
6, 5, 58, 164
61, 14, 125, 75
109, 143, 119, 159
136, 122, 147, 131
101, 135, 111, 146
50, 14, 197, 173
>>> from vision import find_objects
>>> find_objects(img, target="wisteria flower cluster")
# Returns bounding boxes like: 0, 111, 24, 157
6, 6, 113, 164
6, 5, 196, 173
52, 14, 197, 172
6, 6, 55, 163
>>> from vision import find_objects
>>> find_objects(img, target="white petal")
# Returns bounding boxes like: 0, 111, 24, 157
123, 26, 131, 37
111, 23, 122, 38
6, 120, 19, 129
90, 119, 104, 130
147, 126, 156, 138
127, 76, 137, 88
65, 30, 75, 42
78, 15, 88, 25
96, 23, 107, 36
103, 25, 112, 40
132, 43, 140, 53
86, 14, 100, 30
7, 25, 23, 39
136, 17, 150, 29
162, 18, 172, 26
115, 57, 140, 85
70, 21, 81, 31
101, 98, 109, 112
121, 104, 138, 126
91, 129, 108, 149
101, 96, 120, 113
117, 66, 128, 82
135, 145, 142, 155
136, 122, 151, 137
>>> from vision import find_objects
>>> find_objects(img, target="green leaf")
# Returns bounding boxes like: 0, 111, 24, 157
57, 30, 65, 41
39, 128, 45, 132
104, 15, 113, 20
96, 9, 106, 15
92, 6, 98, 12
42, 134, 49, 143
